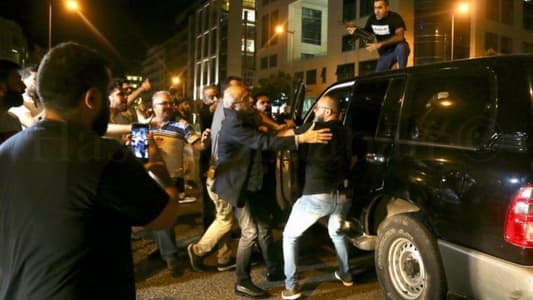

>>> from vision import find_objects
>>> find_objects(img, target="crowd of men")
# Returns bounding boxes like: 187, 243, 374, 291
0, 37, 358, 300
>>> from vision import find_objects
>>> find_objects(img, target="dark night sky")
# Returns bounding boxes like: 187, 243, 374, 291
0, 0, 193, 73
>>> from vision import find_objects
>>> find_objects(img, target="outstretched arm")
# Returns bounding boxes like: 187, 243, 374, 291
127, 78, 151, 105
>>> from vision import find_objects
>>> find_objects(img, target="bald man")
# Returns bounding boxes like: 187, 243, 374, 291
213, 84, 332, 298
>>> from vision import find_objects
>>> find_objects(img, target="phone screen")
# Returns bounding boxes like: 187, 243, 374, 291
131, 123, 149, 162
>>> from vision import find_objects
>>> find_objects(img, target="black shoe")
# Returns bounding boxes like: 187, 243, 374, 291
187, 243, 206, 272
217, 258, 236, 272
165, 257, 183, 277
234, 280, 269, 298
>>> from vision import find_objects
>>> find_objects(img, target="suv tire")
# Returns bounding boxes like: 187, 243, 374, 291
375, 214, 446, 300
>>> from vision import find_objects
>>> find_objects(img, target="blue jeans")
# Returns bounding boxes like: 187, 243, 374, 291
282, 192, 351, 289
152, 228, 178, 261
376, 41, 410, 72
234, 196, 280, 283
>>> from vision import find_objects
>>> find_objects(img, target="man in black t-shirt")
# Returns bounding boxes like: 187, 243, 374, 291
346, 0, 410, 72
281, 95, 352, 300
0, 42, 180, 300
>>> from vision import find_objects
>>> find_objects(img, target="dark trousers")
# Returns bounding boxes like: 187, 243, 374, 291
234, 191, 281, 283
200, 155, 216, 230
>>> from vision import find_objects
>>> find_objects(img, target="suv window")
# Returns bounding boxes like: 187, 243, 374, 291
346, 79, 390, 137
304, 81, 353, 123
400, 69, 496, 148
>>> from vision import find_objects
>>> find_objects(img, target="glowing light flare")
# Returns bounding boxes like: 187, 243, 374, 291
439, 100, 454, 107
75, 11, 122, 61
66, 0, 79, 11
457, 3, 469, 14
172, 76, 181, 85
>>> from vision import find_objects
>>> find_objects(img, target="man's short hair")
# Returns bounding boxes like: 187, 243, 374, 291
19, 64, 38, 80
0, 59, 21, 82
151, 90, 171, 103
375, 0, 389, 5
203, 84, 218, 93
37, 42, 110, 113
110, 78, 126, 90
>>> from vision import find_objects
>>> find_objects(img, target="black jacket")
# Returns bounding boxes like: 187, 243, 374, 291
213, 108, 297, 207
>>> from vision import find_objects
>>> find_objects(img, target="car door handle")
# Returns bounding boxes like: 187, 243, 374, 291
366, 152, 385, 163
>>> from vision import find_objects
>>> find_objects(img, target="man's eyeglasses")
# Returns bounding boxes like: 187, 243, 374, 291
154, 101, 172, 106
258, 100, 271, 105
314, 105, 335, 112
207, 95, 219, 100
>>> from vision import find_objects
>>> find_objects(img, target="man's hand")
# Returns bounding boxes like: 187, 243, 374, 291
366, 42, 381, 51
345, 23, 357, 35
297, 122, 332, 144
201, 128, 211, 144
140, 78, 151, 92
144, 132, 172, 187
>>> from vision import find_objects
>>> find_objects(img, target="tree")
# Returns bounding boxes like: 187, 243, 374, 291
253, 71, 293, 102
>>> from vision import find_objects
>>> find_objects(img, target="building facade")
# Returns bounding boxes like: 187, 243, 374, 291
189, 0, 256, 99
142, 29, 189, 95
255, 0, 533, 99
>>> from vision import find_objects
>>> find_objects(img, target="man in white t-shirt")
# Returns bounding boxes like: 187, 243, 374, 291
0, 59, 25, 144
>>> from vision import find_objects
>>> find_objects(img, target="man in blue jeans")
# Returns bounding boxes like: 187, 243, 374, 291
213, 85, 332, 298
281, 95, 352, 300
346, 0, 410, 72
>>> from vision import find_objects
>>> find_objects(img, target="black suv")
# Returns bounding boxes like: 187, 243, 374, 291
276, 55, 533, 299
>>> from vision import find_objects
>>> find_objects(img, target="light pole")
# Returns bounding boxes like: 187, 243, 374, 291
48, 2, 52, 49
274, 25, 295, 75
451, 2, 469, 60
48, 0, 80, 50
172, 76, 185, 97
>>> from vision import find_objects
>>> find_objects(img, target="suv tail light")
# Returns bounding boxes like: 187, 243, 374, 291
505, 186, 533, 248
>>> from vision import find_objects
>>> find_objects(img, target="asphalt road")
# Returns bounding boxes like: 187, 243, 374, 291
132, 148, 385, 299
131, 183, 385, 300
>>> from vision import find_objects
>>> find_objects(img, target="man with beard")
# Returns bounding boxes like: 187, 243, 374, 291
0, 42, 181, 299
105, 82, 130, 142
197, 84, 219, 230
213, 85, 332, 298
281, 95, 352, 300
0, 59, 25, 144
8, 64, 41, 129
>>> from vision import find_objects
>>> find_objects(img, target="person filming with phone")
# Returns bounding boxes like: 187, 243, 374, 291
346, 0, 409, 72
0, 42, 181, 300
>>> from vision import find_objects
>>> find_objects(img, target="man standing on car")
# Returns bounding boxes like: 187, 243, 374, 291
346, 0, 409, 72
281, 95, 352, 300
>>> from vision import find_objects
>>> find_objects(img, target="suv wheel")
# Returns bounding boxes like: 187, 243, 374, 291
375, 214, 446, 300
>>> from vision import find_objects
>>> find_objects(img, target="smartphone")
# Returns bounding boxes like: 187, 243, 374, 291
131, 123, 149, 162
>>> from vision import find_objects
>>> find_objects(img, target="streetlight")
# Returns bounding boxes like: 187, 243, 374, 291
275, 24, 296, 109
48, 0, 80, 49
451, 2, 469, 60
171, 76, 185, 97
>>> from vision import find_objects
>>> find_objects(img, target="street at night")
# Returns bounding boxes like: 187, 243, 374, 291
3, 1, 533, 300
132, 184, 384, 300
